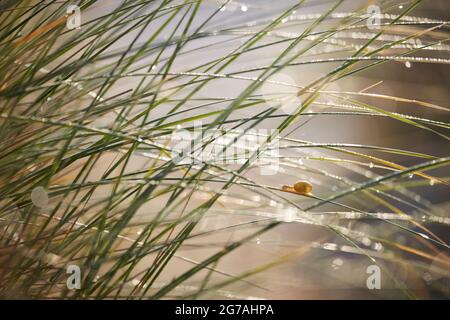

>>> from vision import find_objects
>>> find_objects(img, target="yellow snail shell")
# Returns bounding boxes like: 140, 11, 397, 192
293, 181, 313, 194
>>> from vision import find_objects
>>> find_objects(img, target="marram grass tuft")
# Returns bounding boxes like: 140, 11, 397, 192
0, 0, 449, 299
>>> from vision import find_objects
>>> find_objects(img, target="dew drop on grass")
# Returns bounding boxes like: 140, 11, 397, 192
31, 186, 49, 208
362, 237, 372, 246
369, 162, 374, 168
331, 258, 343, 270
423, 272, 432, 283
374, 243, 383, 252
131, 279, 140, 286
251, 195, 261, 202
323, 243, 337, 251
418, 232, 430, 240
278, 206, 297, 222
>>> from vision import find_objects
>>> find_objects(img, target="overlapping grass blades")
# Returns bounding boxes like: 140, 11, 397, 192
0, 0, 449, 299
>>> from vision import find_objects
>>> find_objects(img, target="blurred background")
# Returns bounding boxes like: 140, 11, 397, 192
2, 0, 449, 299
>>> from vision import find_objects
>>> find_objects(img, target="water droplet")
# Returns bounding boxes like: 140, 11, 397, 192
423, 272, 432, 283
408, 173, 413, 179
405, 61, 412, 68
240, 4, 248, 12
256, 238, 261, 245
131, 279, 140, 286
418, 232, 430, 240
331, 258, 343, 270
323, 243, 338, 251
279, 207, 297, 222
31, 186, 49, 208
374, 243, 383, 252
369, 162, 374, 168
429, 179, 436, 186
362, 237, 372, 246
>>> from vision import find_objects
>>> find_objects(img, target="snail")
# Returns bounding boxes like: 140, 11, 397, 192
281, 181, 313, 195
